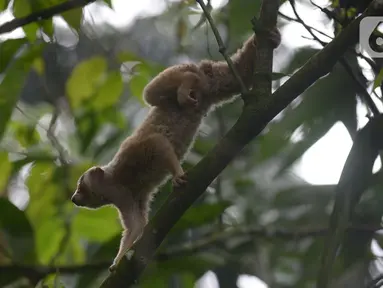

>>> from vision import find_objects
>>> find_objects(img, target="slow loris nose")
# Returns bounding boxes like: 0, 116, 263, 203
71, 193, 81, 205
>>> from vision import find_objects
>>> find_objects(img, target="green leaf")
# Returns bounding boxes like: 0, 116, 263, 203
66, 56, 107, 108
25, 163, 66, 263
117, 51, 164, 75
75, 110, 101, 153
92, 71, 123, 109
0, 198, 36, 262
228, 0, 261, 37
13, 0, 38, 41
103, 0, 112, 8
10, 152, 56, 175
171, 201, 232, 233
0, 0, 7, 11
178, 272, 196, 288
41, 18, 54, 38
0, 38, 27, 73
11, 121, 41, 147
117, 51, 164, 105
373, 67, 383, 91
35, 219, 66, 264
117, 51, 145, 63
32, 57, 44, 75
0, 43, 44, 140
129, 73, 148, 104
73, 206, 120, 242
0, 152, 12, 191
61, 7, 83, 30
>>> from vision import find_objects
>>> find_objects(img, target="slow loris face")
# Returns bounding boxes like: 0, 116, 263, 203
71, 166, 110, 209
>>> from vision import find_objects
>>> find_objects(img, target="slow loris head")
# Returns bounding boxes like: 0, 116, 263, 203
71, 166, 111, 209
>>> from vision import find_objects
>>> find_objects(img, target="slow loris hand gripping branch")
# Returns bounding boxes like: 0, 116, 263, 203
71, 28, 280, 271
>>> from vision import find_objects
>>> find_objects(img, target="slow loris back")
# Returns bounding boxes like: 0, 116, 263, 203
71, 31, 280, 271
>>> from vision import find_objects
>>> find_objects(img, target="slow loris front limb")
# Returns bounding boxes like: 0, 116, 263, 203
109, 134, 185, 271
143, 65, 207, 109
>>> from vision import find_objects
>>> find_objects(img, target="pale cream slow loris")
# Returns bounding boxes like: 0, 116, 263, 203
71, 28, 281, 272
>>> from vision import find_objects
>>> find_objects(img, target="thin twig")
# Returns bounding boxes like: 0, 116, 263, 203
0, 0, 95, 35
279, 11, 378, 70
46, 109, 69, 165
309, 0, 343, 24
195, 0, 249, 95
278, 11, 333, 40
15, 104, 69, 163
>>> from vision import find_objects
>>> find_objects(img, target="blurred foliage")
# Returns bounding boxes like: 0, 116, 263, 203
0, 0, 383, 288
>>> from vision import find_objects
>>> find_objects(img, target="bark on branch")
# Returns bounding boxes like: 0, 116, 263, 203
99, 0, 383, 287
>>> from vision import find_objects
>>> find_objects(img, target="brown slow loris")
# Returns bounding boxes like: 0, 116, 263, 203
71, 28, 280, 271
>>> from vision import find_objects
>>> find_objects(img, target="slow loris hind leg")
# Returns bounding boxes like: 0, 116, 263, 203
147, 133, 187, 186
109, 208, 147, 271
177, 72, 204, 108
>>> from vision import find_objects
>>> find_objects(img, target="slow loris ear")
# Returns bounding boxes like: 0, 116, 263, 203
93, 166, 105, 178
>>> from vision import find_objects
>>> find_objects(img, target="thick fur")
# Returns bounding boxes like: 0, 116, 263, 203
71, 30, 280, 271
143, 35, 258, 109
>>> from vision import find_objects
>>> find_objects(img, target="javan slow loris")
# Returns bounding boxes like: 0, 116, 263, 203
71, 28, 281, 271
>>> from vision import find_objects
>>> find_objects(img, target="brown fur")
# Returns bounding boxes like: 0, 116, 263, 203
71, 30, 280, 271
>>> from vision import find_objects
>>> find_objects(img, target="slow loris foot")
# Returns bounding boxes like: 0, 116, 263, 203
172, 173, 188, 187
178, 89, 199, 108
268, 27, 281, 48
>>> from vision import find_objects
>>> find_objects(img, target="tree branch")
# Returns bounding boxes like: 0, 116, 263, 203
0, 0, 96, 35
249, 0, 280, 107
99, 1, 383, 287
